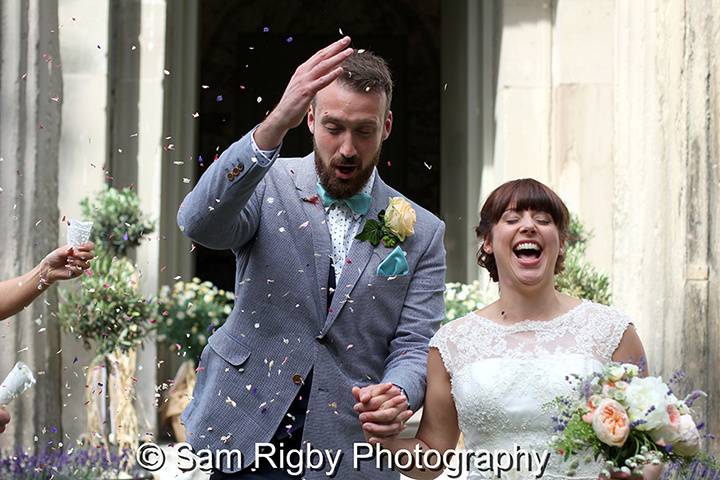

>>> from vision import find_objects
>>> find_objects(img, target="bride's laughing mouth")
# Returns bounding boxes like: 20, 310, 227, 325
512, 240, 543, 268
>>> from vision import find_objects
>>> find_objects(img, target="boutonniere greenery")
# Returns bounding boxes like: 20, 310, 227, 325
356, 197, 416, 248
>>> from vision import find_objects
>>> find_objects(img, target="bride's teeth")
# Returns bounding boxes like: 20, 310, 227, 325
515, 242, 540, 251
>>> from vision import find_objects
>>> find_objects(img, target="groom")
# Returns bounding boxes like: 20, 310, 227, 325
178, 37, 446, 479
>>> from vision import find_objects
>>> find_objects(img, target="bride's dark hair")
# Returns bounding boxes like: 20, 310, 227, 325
476, 178, 570, 282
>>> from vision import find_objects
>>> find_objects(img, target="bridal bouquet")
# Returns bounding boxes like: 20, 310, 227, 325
547, 362, 717, 478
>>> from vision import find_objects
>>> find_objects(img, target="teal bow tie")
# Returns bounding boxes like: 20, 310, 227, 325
316, 182, 372, 216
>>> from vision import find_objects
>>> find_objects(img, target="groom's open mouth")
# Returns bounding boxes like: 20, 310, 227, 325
512, 241, 543, 266
334, 164, 358, 180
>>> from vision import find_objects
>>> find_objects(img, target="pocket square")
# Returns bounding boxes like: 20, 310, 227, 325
376, 246, 409, 276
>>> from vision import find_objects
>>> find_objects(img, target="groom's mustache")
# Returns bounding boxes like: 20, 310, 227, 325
331, 156, 360, 167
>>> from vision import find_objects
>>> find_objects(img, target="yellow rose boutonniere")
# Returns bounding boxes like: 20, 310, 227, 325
356, 197, 416, 248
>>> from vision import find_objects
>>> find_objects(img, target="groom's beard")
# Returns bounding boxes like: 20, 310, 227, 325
314, 140, 380, 199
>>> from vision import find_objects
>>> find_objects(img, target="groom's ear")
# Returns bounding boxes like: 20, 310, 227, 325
307, 104, 315, 135
382, 110, 393, 141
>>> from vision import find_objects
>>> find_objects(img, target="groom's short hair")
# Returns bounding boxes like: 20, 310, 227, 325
313, 50, 393, 117
476, 178, 570, 282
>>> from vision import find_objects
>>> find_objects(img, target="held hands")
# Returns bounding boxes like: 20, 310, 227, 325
352, 383, 414, 444
39, 242, 95, 287
254, 36, 354, 149
0, 406, 9, 433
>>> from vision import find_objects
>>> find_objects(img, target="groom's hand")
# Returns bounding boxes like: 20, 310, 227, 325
352, 384, 413, 440
254, 36, 354, 149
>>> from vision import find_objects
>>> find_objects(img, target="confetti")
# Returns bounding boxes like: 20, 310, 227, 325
163, 69, 170, 75
201, 84, 209, 89
263, 27, 270, 32
192, 112, 199, 118
299, 221, 309, 229
216, 95, 223, 102
182, 178, 191, 183
225, 396, 237, 407
286, 36, 294, 43
256, 96, 262, 103
424, 162, 432, 170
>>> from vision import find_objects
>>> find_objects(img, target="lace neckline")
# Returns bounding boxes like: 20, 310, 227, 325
471, 299, 589, 330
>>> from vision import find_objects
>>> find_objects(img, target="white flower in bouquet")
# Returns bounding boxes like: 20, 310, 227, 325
624, 376, 671, 431
649, 405, 701, 457
604, 364, 626, 382
622, 363, 639, 378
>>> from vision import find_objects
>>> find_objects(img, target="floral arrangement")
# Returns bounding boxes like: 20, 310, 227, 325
153, 277, 234, 362
58, 251, 153, 355
80, 186, 155, 257
0, 447, 133, 479
547, 362, 717, 478
444, 280, 495, 324
356, 196, 416, 247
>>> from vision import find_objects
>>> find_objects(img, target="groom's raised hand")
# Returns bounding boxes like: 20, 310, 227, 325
254, 36, 354, 149
352, 383, 414, 441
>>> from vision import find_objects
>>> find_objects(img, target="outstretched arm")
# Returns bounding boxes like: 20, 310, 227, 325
0, 242, 95, 321
360, 348, 461, 480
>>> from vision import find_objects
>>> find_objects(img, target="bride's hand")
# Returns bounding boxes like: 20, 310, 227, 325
352, 384, 413, 443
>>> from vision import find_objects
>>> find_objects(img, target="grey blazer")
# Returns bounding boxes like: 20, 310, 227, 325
178, 129, 446, 478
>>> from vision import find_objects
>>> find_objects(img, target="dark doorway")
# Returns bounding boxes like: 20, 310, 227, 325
194, 0, 441, 290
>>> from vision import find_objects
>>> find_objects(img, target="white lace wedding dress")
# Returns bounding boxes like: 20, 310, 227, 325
429, 300, 632, 479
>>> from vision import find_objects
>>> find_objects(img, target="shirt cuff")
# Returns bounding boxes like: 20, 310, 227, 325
250, 125, 281, 167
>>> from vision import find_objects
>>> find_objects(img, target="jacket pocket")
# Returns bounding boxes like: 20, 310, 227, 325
207, 328, 251, 366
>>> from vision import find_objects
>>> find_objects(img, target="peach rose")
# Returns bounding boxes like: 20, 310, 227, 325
592, 399, 630, 447
650, 409, 701, 456
384, 197, 416, 241
582, 396, 600, 423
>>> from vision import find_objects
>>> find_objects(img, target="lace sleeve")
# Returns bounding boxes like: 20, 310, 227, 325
599, 307, 633, 362
429, 324, 455, 377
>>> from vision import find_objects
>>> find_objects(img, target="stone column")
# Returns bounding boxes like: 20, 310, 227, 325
56, 0, 111, 445
0, 0, 63, 451
440, 0, 491, 283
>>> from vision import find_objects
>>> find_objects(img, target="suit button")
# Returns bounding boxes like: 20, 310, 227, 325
232, 166, 241, 175
237, 164, 245, 173
292, 374, 303, 385
227, 172, 234, 181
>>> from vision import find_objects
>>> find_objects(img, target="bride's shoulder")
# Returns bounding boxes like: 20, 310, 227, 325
578, 300, 632, 324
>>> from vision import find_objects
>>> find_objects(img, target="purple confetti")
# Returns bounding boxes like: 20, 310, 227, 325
216, 95, 223, 102
263, 27, 270, 33
123, 232, 129, 241
286, 36, 294, 43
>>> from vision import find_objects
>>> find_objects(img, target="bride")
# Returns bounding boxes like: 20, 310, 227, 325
359, 179, 658, 480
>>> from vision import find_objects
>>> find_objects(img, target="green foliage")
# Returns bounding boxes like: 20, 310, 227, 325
153, 278, 234, 363
80, 187, 155, 257
355, 211, 401, 248
58, 249, 153, 356
555, 214, 612, 305
444, 281, 495, 324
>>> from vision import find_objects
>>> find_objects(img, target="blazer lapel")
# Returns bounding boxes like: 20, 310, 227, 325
322, 172, 390, 334
288, 154, 333, 323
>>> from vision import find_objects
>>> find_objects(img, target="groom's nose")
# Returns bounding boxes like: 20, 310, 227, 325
338, 133, 358, 159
